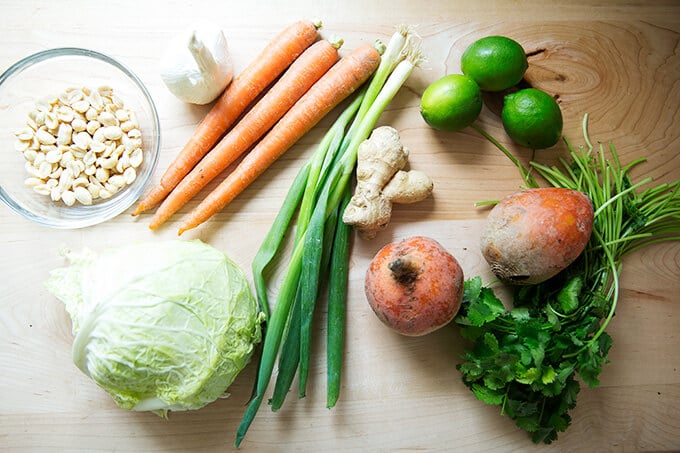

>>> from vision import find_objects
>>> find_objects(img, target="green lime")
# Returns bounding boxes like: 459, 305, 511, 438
501, 88, 563, 149
420, 74, 483, 132
461, 36, 528, 92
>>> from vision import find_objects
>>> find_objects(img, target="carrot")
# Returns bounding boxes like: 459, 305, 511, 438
177, 43, 382, 235
148, 39, 342, 229
132, 20, 320, 216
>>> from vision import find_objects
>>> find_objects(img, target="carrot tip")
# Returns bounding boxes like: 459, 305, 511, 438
148, 216, 162, 230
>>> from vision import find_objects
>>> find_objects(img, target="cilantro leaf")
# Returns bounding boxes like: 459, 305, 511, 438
453, 279, 605, 444
470, 383, 505, 405
577, 332, 612, 388
556, 276, 582, 314
541, 365, 556, 385
504, 397, 539, 419
463, 276, 483, 301
510, 307, 531, 322
457, 279, 506, 327
516, 367, 542, 385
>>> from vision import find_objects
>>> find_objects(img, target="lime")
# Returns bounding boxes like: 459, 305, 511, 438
461, 36, 528, 92
420, 74, 483, 132
501, 88, 563, 149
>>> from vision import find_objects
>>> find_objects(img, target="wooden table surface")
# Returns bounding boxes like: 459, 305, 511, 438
2, 1, 679, 451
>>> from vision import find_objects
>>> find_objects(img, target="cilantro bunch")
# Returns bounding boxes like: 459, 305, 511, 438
457, 115, 680, 443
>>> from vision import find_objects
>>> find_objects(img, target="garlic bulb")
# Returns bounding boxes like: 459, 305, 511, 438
160, 24, 234, 105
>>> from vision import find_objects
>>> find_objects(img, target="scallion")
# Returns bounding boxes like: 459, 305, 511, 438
235, 27, 423, 448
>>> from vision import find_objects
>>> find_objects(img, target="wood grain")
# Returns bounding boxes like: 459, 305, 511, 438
1, 1, 679, 451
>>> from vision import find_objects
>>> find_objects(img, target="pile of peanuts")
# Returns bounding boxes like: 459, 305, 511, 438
14, 86, 144, 206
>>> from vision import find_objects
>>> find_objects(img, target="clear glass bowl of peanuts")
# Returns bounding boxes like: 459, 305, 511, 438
0, 47, 160, 228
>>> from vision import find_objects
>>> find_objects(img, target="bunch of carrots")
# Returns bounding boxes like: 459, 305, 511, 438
235, 25, 423, 447
133, 20, 383, 233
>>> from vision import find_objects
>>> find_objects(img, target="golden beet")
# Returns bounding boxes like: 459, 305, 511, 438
480, 187, 594, 285
364, 236, 464, 336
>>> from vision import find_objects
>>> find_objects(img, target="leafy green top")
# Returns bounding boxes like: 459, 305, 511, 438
457, 115, 680, 443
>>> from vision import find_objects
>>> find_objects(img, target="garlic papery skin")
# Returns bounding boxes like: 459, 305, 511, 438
160, 25, 234, 105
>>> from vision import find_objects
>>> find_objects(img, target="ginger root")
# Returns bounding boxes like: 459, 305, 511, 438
342, 126, 433, 239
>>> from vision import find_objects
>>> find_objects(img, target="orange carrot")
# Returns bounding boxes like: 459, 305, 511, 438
176, 44, 381, 234
148, 39, 341, 229
133, 20, 320, 215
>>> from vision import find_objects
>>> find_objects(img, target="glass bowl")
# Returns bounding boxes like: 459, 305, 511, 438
0, 47, 160, 228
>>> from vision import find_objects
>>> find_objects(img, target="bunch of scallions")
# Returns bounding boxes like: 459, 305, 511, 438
235, 26, 423, 447
457, 115, 680, 443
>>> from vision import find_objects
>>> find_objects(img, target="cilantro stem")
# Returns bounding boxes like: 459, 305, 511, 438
470, 122, 538, 188
563, 229, 620, 358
